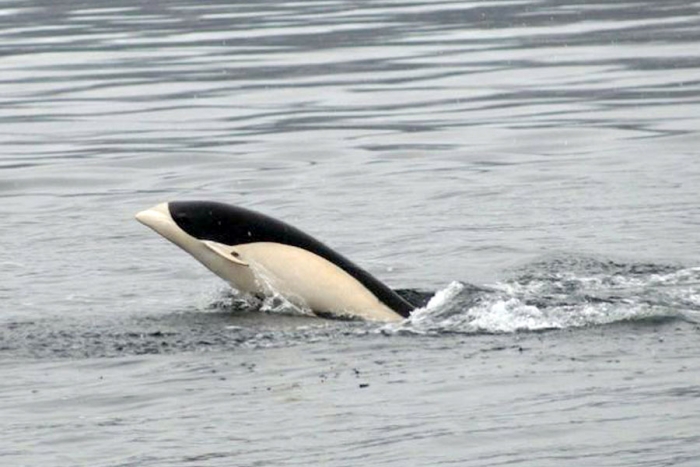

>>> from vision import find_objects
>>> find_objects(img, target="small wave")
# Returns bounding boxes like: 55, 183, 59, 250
385, 258, 699, 335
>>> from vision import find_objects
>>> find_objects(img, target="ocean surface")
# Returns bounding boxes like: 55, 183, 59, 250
1, 0, 699, 465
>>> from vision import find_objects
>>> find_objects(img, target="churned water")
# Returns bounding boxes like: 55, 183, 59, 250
1, 0, 699, 465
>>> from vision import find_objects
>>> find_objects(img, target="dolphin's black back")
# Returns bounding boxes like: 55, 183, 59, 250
169, 201, 414, 317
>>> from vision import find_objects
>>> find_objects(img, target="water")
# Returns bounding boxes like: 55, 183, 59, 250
1, 0, 700, 465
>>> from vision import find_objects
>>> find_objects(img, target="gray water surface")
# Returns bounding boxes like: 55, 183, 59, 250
1, 0, 700, 465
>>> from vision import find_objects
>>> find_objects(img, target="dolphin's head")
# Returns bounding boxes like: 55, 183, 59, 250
137, 201, 276, 248
135, 201, 256, 285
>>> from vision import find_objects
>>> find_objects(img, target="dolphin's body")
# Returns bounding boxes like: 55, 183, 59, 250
135, 201, 414, 322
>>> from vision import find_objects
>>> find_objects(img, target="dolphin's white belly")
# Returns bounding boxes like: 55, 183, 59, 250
235, 242, 401, 322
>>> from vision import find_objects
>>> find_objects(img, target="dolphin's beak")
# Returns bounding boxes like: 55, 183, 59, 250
135, 202, 175, 236
135, 201, 202, 257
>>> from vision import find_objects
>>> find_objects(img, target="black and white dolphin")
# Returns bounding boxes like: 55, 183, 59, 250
135, 201, 414, 322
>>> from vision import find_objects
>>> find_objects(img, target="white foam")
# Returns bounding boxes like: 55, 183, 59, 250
260, 291, 313, 317
249, 263, 314, 317
650, 267, 700, 286
466, 298, 559, 333
406, 281, 465, 325
381, 264, 696, 335
424, 281, 465, 309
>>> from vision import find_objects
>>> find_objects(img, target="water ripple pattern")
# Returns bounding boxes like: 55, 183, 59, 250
1, 1, 700, 466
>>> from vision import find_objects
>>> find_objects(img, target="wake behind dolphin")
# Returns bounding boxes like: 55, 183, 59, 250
135, 201, 415, 322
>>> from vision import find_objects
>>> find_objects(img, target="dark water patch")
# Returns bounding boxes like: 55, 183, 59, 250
395, 288, 434, 308
0, 308, 370, 360
666, 387, 700, 400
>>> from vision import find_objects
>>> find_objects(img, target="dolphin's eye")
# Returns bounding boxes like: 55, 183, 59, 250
231, 251, 240, 258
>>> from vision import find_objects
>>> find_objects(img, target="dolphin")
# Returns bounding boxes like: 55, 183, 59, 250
135, 201, 414, 322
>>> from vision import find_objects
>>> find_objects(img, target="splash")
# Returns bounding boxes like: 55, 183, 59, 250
385, 259, 700, 335
198, 255, 315, 318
